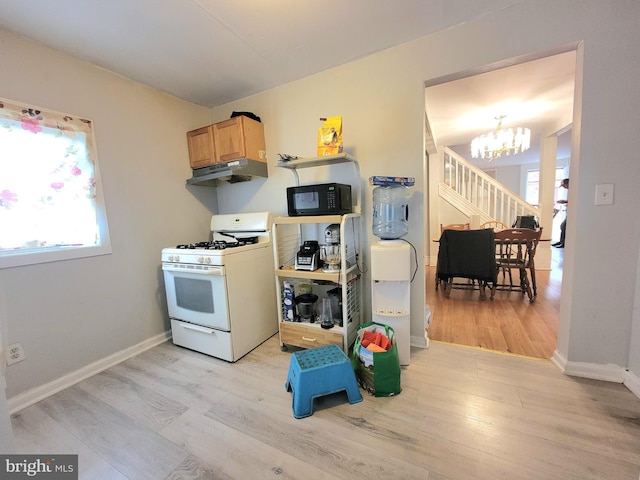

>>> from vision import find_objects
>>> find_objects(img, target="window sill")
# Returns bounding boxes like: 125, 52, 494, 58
0, 243, 112, 269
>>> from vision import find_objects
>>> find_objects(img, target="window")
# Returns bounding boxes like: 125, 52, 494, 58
525, 168, 567, 205
554, 172, 569, 203
0, 97, 111, 268
526, 170, 540, 205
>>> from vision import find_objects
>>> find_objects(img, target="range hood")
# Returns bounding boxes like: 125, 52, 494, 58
186, 159, 268, 186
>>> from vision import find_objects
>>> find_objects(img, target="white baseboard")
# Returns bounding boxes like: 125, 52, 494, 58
411, 334, 428, 349
8, 331, 171, 414
624, 370, 640, 399
551, 347, 632, 381
550, 349, 568, 371
563, 361, 627, 383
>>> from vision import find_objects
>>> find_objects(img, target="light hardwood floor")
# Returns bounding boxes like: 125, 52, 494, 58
427, 248, 564, 359
10, 332, 640, 480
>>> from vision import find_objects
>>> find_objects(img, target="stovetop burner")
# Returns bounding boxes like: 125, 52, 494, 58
175, 237, 259, 250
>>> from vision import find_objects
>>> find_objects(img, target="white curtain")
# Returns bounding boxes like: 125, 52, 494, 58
0, 98, 99, 253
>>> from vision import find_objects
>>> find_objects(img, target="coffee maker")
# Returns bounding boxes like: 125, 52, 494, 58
321, 223, 341, 272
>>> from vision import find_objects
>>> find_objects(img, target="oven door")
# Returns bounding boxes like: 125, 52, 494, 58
162, 263, 230, 331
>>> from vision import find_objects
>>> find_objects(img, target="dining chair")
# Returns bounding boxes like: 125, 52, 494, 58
492, 227, 542, 302
435, 223, 470, 290
436, 228, 497, 301
480, 220, 509, 231
481, 220, 510, 279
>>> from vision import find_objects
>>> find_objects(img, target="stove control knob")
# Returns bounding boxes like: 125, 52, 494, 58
175, 255, 180, 262
197, 256, 203, 263
205, 257, 211, 264
168, 255, 174, 262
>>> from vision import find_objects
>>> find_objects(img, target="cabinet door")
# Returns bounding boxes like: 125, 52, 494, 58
213, 117, 246, 163
187, 126, 216, 168
213, 116, 266, 163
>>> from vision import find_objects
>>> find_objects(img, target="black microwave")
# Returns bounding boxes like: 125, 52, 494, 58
287, 183, 352, 216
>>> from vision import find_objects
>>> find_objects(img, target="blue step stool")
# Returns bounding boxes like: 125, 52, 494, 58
285, 344, 363, 419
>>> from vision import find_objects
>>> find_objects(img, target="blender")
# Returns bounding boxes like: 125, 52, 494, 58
321, 223, 341, 272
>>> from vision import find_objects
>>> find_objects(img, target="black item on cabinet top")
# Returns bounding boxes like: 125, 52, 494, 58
186, 158, 268, 186
231, 111, 261, 122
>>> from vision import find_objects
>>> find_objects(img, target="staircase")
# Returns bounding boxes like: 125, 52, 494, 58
440, 147, 538, 227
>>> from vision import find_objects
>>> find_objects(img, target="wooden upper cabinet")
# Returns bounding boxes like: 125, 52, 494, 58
213, 116, 266, 164
186, 125, 216, 169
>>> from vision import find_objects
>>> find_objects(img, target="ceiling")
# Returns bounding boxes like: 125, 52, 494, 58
0, 0, 523, 108
426, 52, 576, 167
0, 0, 574, 166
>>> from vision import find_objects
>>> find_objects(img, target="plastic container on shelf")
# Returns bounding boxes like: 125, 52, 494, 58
372, 185, 411, 239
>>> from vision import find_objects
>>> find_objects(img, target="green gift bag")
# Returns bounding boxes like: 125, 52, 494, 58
351, 322, 402, 397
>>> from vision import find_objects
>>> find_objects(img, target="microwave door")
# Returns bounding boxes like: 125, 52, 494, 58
287, 183, 352, 216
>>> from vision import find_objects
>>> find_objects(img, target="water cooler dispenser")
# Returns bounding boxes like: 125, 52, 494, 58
369, 176, 414, 365
371, 241, 411, 365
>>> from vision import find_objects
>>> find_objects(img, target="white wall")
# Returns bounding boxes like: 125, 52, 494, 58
211, 0, 640, 378
212, 48, 429, 347
1, 0, 639, 408
0, 28, 215, 400
494, 165, 522, 197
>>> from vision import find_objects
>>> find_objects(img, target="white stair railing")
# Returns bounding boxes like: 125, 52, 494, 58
442, 147, 538, 227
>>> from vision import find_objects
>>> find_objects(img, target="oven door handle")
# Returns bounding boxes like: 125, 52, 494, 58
162, 264, 224, 275
181, 324, 216, 334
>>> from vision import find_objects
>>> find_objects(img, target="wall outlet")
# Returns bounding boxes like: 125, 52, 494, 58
6, 342, 26, 365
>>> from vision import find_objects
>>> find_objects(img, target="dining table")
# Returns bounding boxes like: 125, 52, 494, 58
433, 227, 548, 302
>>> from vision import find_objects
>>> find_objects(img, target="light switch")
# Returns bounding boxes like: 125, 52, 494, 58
595, 183, 614, 205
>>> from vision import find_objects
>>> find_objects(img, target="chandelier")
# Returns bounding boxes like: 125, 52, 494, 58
471, 115, 531, 161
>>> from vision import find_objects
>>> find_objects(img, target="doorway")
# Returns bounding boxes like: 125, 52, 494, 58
423, 50, 576, 359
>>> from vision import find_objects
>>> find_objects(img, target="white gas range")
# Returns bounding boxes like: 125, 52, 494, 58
161, 212, 278, 362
